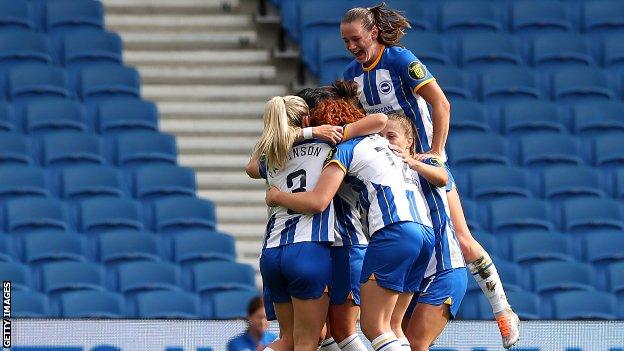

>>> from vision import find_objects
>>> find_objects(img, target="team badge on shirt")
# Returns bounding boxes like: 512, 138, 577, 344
408, 61, 426, 80
324, 147, 337, 165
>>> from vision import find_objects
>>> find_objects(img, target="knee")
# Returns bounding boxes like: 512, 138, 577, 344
389, 315, 404, 337
359, 319, 382, 341
405, 334, 430, 351
327, 324, 353, 344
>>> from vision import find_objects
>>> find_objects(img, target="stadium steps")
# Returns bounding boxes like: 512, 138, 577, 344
103, 0, 275, 284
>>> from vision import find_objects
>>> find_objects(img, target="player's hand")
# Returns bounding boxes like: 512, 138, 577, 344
412, 153, 430, 162
389, 144, 418, 168
313, 125, 343, 145
265, 186, 280, 207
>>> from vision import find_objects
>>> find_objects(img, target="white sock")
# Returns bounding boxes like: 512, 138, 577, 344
397, 337, 410, 351
338, 334, 368, 351
263, 348, 275, 351
370, 332, 402, 351
320, 337, 341, 351
467, 252, 511, 314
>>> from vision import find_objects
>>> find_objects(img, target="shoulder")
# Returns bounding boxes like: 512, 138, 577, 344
337, 136, 365, 150
386, 46, 419, 66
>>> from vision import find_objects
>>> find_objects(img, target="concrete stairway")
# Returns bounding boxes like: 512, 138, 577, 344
103, 0, 283, 284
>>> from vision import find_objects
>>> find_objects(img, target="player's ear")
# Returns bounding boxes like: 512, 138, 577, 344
370, 25, 379, 41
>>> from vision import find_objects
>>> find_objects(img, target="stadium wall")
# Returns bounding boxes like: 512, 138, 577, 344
11, 319, 624, 351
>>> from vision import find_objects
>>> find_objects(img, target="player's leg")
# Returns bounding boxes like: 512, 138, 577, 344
319, 322, 341, 351
405, 303, 450, 351
390, 293, 414, 351
359, 280, 401, 348
292, 295, 330, 351
260, 247, 294, 351
266, 302, 294, 351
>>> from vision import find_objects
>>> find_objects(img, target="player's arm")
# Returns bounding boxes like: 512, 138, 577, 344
389, 144, 448, 187
245, 153, 263, 179
296, 125, 344, 145
342, 113, 388, 141
266, 163, 346, 214
418, 81, 450, 157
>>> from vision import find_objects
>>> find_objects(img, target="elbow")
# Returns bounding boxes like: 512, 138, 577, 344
438, 98, 451, 116
309, 195, 332, 214
374, 113, 388, 130
245, 163, 259, 179
437, 173, 449, 188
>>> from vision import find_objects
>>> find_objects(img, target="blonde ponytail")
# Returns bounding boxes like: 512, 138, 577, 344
254, 96, 309, 170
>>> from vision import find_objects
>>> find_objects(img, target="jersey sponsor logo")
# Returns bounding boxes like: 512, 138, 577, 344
408, 61, 426, 80
378, 80, 393, 95
324, 147, 336, 165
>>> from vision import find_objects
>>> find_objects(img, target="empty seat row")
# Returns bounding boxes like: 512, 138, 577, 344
0, 0, 104, 34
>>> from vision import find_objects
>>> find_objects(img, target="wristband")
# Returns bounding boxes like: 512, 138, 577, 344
302, 127, 313, 139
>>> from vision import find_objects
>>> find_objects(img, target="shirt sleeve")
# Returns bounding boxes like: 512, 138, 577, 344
422, 156, 444, 168
394, 49, 435, 93
258, 157, 267, 180
325, 140, 356, 173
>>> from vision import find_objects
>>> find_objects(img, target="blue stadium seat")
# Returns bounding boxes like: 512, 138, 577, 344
593, 134, 624, 168
467, 165, 531, 201
457, 293, 481, 319
44, 0, 104, 34
480, 66, 542, 103
518, 134, 583, 169
448, 100, 490, 134
561, 198, 624, 233
384, 1, 432, 32
278, 0, 310, 43
530, 261, 595, 295
471, 231, 499, 258
5, 198, 69, 232
429, 66, 471, 100
583, 231, 624, 266
500, 101, 566, 136
0, 0, 35, 30
508, 232, 573, 266
0, 30, 52, 71
8, 65, 71, 102
192, 261, 255, 295
98, 231, 161, 267
116, 261, 181, 294
152, 197, 216, 233
602, 34, 624, 71
41, 132, 105, 168
613, 169, 624, 198
0, 165, 49, 200
552, 67, 615, 102
41, 261, 105, 295
59, 165, 126, 200
488, 198, 554, 233
132, 165, 196, 200
606, 262, 624, 295
318, 35, 351, 86
551, 291, 616, 320
447, 134, 510, 169
460, 33, 522, 70
79, 65, 141, 102
541, 166, 605, 201
0, 262, 30, 290
440, 1, 502, 34
572, 101, 624, 137
0, 235, 13, 262
582, 0, 624, 35
212, 290, 259, 320
504, 291, 541, 320
24, 99, 88, 135
460, 198, 481, 231
97, 99, 159, 134
114, 132, 177, 168
532, 33, 594, 70
0, 132, 33, 165
0, 103, 17, 132
59, 290, 125, 318
63, 30, 123, 69
78, 197, 143, 233
172, 230, 236, 266
403, 32, 451, 68
13, 290, 49, 317
135, 290, 200, 318
23, 231, 86, 265
511, 0, 573, 36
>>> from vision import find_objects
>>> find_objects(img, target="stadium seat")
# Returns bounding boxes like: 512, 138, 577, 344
541, 166, 605, 201
5, 198, 69, 232
613, 169, 624, 198
518, 134, 584, 169
0, 103, 17, 132
192, 261, 255, 295
467, 165, 531, 202
152, 197, 216, 233
0, 262, 30, 290
561, 198, 624, 233
97, 99, 159, 134
551, 291, 617, 320
44, 0, 104, 34
459, 198, 481, 231
318, 35, 352, 86
471, 231, 499, 258
24, 99, 88, 135
593, 134, 624, 168
532, 33, 594, 70
448, 100, 490, 134
0, 0, 35, 30
384, 1, 432, 32
79, 65, 141, 102
116, 261, 182, 294
23, 231, 86, 265
8, 65, 71, 102
114, 132, 177, 168
429, 66, 471, 100
13, 290, 49, 317
212, 290, 259, 320
530, 261, 595, 295
40, 132, 105, 168
606, 262, 624, 295
41, 261, 106, 294
59, 290, 125, 318
446, 134, 510, 169
132, 165, 196, 200
172, 230, 236, 266
98, 231, 161, 267
59, 165, 126, 200
504, 291, 541, 320
572, 101, 624, 137
487, 198, 554, 233
457, 293, 482, 319
602, 33, 624, 71
440, 1, 502, 34
0, 165, 49, 200
583, 231, 624, 266
460, 33, 522, 70
511, 0, 573, 36
135, 290, 200, 318
0, 30, 52, 71
78, 197, 144, 233
480, 67, 542, 103
63, 30, 123, 69
582, 0, 624, 35
508, 232, 573, 266
552, 67, 615, 102
0, 132, 33, 165
0, 236, 13, 262
500, 101, 566, 136
403, 32, 451, 68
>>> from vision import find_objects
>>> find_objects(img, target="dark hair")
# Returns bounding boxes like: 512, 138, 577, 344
247, 296, 263, 316
342, 2, 410, 46
296, 87, 334, 110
